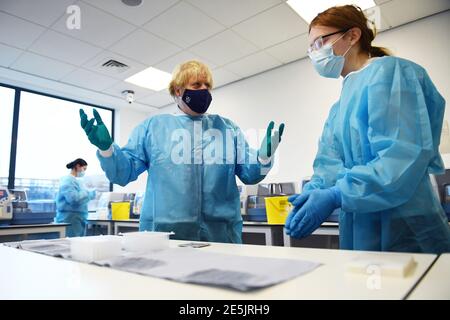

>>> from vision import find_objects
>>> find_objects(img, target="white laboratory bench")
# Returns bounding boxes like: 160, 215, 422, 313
407, 253, 450, 299
86, 219, 339, 248
0, 240, 439, 300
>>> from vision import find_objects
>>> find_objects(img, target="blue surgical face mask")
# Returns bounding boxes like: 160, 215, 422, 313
180, 89, 212, 114
308, 33, 352, 79
76, 170, 85, 178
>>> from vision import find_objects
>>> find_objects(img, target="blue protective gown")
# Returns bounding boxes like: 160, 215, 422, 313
304, 56, 450, 253
97, 114, 271, 243
55, 175, 92, 237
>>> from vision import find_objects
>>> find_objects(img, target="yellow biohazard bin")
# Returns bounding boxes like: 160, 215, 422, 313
264, 196, 292, 224
111, 201, 130, 220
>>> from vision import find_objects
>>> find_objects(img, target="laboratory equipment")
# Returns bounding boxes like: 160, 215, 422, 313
246, 196, 267, 221
111, 201, 130, 220
130, 192, 144, 219
432, 170, 450, 221
245, 182, 296, 222
257, 182, 296, 196
178, 242, 210, 248
70, 235, 122, 262
238, 186, 247, 215
94, 192, 132, 220
0, 187, 13, 222
10, 189, 29, 212
265, 196, 292, 224
121, 231, 173, 253
9, 189, 56, 225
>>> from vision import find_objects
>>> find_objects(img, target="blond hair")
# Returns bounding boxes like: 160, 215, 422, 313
168, 60, 213, 96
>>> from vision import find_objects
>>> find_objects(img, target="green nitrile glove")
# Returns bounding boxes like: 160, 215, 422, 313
79, 109, 113, 151
259, 121, 285, 161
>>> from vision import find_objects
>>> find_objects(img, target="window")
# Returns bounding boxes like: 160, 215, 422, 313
12, 90, 113, 210
0, 87, 15, 187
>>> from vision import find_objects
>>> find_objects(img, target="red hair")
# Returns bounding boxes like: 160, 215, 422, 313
310, 5, 391, 57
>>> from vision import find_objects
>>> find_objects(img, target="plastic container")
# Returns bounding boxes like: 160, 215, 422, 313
70, 235, 122, 262
265, 196, 292, 224
111, 201, 130, 220
121, 231, 173, 253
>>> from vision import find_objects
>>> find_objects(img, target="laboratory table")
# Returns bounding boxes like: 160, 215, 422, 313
407, 253, 450, 299
0, 240, 439, 299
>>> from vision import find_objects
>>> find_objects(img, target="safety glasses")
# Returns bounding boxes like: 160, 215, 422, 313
307, 29, 350, 54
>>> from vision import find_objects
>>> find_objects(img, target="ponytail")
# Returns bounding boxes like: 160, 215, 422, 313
66, 158, 87, 169
369, 45, 391, 58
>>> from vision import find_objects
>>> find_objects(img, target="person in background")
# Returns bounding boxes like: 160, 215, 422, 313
55, 158, 96, 237
285, 5, 450, 253
79, 60, 285, 243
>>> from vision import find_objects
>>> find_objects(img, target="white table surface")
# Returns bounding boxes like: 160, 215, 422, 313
0, 240, 437, 300
408, 253, 450, 300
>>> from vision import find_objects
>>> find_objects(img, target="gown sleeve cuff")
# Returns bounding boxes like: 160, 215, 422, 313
99, 145, 114, 158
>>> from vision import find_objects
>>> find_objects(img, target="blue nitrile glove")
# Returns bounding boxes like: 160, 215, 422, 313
284, 193, 311, 234
80, 109, 113, 151
258, 121, 285, 162
287, 187, 341, 239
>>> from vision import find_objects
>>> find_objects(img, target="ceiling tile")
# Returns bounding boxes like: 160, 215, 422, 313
83, 0, 179, 26
82, 50, 147, 80
110, 29, 181, 65
211, 67, 240, 88
10, 52, 77, 80
155, 51, 217, 74
374, 0, 392, 4
0, 0, 75, 27
51, 1, 136, 49
265, 33, 309, 63
102, 81, 156, 100
232, 3, 308, 49
186, 0, 283, 27
0, 12, 46, 49
0, 43, 23, 67
189, 30, 258, 66
60, 68, 119, 91
29, 30, 103, 66
137, 91, 174, 108
144, 1, 225, 48
225, 51, 281, 78
380, 0, 450, 28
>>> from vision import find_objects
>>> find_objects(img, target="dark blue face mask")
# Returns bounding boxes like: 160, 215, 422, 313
182, 89, 212, 114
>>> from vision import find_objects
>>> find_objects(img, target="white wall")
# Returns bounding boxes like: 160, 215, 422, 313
155, 10, 450, 185
113, 107, 150, 193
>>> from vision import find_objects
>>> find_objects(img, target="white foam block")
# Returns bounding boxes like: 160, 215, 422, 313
347, 253, 416, 277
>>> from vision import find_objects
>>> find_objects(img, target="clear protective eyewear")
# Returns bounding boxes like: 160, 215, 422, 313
307, 29, 350, 54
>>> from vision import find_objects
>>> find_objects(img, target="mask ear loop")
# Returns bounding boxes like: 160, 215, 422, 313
342, 42, 353, 57
330, 29, 352, 57
174, 88, 186, 111
341, 29, 354, 57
